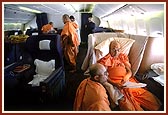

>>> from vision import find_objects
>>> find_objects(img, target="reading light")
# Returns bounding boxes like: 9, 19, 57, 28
19, 6, 41, 13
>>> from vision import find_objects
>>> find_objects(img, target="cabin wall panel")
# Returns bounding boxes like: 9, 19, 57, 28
136, 19, 146, 35
138, 37, 164, 74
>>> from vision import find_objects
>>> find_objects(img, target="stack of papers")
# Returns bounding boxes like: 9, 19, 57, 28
123, 81, 147, 88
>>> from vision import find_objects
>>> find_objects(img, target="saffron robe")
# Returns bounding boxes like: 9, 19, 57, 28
72, 21, 81, 44
73, 78, 111, 111
98, 53, 161, 111
61, 21, 79, 68
41, 24, 53, 33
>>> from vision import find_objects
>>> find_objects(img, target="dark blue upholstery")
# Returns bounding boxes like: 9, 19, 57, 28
4, 34, 65, 106
93, 27, 115, 33
25, 34, 65, 103
25, 29, 38, 36
26, 34, 64, 69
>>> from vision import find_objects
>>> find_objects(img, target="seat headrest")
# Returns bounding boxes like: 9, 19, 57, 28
39, 40, 51, 50
25, 35, 58, 61
25, 34, 64, 68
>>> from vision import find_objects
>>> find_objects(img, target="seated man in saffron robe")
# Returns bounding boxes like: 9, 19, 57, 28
73, 63, 112, 111
41, 22, 57, 34
98, 40, 162, 111
61, 14, 80, 72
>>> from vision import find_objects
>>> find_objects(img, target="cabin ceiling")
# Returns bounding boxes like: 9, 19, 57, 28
3, 3, 164, 24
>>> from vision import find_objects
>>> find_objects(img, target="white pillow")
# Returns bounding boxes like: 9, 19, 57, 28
95, 37, 135, 58
117, 38, 135, 55
39, 40, 51, 50
95, 37, 115, 57
34, 59, 55, 76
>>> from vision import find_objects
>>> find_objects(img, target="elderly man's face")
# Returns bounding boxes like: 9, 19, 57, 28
109, 41, 121, 57
96, 65, 108, 84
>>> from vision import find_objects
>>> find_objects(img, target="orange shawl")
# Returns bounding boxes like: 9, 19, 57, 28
41, 24, 53, 33
98, 53, 128, 84
61, 21, 79, 67
73, 78, 111, 111
72, 22, 78, 29
61, 21, 79, 47
98, 53, 161, 111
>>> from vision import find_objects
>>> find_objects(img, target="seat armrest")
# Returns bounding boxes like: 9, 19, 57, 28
40, 67, 65, 102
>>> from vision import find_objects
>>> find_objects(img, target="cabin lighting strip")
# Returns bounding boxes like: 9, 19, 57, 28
19, 6, 41, 13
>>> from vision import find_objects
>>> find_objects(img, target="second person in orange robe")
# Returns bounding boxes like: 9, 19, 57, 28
73, 63, 111, 111
41, 22, 57, 33
61, 14, 80, 72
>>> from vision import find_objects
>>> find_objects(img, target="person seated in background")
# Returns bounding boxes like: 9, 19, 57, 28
61, 14, 80, 72
41, 22, 57, 34
73, 63, 111, 111
83, 16, 96, 44
98, 40, 162, 111
70, 15, 81, 45
85, 16, 96, 35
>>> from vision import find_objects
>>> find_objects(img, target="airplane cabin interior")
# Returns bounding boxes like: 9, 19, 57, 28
2, 2, 165, 112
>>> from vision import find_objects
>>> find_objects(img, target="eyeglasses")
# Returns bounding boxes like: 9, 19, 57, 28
98, 71, 108, 76
104, 71, 108, 76
111, 48, 120, 52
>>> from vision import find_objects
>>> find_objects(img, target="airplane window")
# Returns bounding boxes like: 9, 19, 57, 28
122, 20, 128, 33
137, 19, 146, 35
127, 18, 136, 34
4, 23, 22, 31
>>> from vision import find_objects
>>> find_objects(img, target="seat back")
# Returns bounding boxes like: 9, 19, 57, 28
25, 34, 65, 103
25, 34, 64, 69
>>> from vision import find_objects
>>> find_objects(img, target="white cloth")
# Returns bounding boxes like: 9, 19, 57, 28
152, 75, 164, 86
103, 82, 124, 105
151, 63, 164, 75
151, 63, 164, 86
76, 28, 81, 43
28, 74, 49, 86
28, 59, 55, 86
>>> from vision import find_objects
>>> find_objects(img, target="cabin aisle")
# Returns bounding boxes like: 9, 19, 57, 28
61, 43, 89, 110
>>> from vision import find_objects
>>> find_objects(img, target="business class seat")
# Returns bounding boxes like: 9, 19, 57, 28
4, 34, 65, 109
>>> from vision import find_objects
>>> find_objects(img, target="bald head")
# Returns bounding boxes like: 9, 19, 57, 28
110, 40, 120, 48
89, 63, 108, 84
89, 63, 102, 77
109, 40, 121, 57
62, 14, 70, 24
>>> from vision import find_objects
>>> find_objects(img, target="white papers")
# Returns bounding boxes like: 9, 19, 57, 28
123, 81, 147, 88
